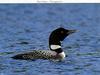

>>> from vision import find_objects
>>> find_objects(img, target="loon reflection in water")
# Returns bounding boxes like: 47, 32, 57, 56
12, 27, 76, 61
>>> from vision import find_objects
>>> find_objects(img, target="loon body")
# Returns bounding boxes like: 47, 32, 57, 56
12, 27, 76, 61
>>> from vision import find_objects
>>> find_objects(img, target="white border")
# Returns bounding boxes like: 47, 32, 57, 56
0, 0, 100, 3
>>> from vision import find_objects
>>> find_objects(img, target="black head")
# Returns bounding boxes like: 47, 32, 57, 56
49, 27, 76, 51
49, 27, 76, 43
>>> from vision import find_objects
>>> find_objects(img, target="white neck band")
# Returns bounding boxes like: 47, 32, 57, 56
50, 45, 61, 50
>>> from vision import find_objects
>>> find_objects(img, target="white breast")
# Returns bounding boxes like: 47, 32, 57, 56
58, 51, 66, 59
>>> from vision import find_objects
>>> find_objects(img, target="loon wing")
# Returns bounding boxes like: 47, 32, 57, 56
12, 50, 57, 60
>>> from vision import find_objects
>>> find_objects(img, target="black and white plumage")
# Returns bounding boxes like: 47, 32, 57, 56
12, 27, 76, 61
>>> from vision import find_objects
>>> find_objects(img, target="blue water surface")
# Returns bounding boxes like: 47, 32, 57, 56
0, 4, 100, 75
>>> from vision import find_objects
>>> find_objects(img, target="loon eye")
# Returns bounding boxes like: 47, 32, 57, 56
61, 31, 64, 34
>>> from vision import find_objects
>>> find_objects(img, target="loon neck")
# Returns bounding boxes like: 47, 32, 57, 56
54, 48, 63, 53
49, 38, 61, 50
49, 39, 61, 46
49, 32, 61, 47
49, 44, 63, 53
50, 45, 61, 50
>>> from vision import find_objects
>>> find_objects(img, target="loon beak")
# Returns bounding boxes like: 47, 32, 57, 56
68, 30, 76, 34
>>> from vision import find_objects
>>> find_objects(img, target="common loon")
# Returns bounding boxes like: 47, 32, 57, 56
12, 27, 76, 61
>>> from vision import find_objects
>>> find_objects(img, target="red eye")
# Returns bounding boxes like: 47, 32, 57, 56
61, 31, 64, 34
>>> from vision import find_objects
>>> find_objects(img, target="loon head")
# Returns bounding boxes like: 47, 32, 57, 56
49, 27, 76, 52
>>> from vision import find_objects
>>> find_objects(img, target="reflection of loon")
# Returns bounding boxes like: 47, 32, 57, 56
12, 27, 76, 61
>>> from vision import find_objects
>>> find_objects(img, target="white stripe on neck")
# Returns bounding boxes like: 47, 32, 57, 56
50, 45, 61, 50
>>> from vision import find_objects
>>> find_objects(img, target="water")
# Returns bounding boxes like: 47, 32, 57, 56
0, 4, 100, 75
